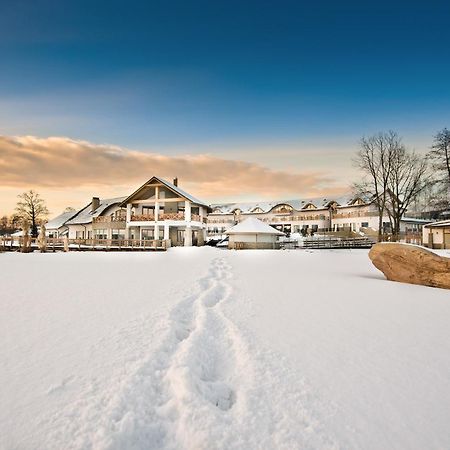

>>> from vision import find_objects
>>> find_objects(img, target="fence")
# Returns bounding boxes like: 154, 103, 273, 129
303, 236, 375, 249
0, 237, 170, 252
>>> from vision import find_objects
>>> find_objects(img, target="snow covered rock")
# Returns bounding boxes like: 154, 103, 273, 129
369, 243, 450, 289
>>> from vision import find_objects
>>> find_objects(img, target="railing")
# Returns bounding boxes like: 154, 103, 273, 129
0, 236, 170, 251
191, 214, 207, 223
303, 236, 375, 249
207, 218, 235, 224
332, 212, 379, 219
130, 214, 155, 221
93, 216, 126, 223
128, 212, 206, 222
269, 215, 327, 222
160, 212, 185, 221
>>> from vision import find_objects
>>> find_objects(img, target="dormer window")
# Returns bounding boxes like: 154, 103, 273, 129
273, 204, 293, 214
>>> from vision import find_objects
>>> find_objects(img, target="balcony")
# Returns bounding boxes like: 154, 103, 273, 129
332, 212, 378, 219
129, 212, 206, 223
191, 214, 208, 223
130, 214, 155, 221
93, 216, 126, 223
161, 212, 185, 221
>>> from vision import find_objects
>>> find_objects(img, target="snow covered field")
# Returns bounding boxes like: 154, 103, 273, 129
1, 248, 450, 450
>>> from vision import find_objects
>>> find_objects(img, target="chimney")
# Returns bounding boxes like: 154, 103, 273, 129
92, 197, 100, 212
173, 177, 178, 187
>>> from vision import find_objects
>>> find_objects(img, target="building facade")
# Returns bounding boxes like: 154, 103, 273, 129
63, 177, 209, 246
422, 220, 450, 249
206, 195, 391, 239
49, 179, 432, 247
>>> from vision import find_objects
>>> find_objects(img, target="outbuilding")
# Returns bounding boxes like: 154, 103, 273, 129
225, 217, 284, 249
422, 220, 450, 250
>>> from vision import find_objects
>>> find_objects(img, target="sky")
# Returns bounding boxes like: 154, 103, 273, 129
1, 0, 450, 214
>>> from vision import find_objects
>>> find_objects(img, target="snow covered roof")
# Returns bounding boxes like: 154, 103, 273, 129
66, 197, 126, 225
119, 176, 209, 208
400, 217, 433, 225
225, 217, 285, 235
424, 219, 450, 228
210, 194, 363, 214
155, 177, 209, 208
46, 211, 78, 230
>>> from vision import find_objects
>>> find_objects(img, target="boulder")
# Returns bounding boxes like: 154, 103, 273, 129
369, 243, 450, 290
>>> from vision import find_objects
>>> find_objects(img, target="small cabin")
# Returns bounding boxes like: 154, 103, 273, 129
423, 220, 450, 249
225, 217, 284, 249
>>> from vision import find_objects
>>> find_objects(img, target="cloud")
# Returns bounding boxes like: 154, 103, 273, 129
0, 135, 346, 201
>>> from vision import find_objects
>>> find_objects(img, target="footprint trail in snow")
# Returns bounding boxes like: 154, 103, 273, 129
47, 256, 337, 450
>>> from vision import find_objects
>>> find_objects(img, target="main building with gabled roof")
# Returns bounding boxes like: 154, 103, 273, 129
58, 176, 210, 246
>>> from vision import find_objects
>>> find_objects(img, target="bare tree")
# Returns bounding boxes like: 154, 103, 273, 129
353, 131, 400, 241
385, 148, 430, 240
0, 216, 7, 234
15, 190, 49, 237
428, 128, 450, 205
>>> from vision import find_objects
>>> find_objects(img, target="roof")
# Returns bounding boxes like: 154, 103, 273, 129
225, 217, 285, 235
210, 194, 362, 215
400, 217, 433, 224
424, 219, 450, 228
46, 210, 78, 229
119, 176, 209, 208
157, 177, 209, 208
66, 197, 126, 225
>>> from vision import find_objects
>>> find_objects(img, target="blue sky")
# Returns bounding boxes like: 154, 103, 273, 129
1, 0, 450, 212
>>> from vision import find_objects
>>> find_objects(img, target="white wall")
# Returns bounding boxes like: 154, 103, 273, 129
229, 233, 278, 243
68, 225, 89, 239
423, 228, 444, 246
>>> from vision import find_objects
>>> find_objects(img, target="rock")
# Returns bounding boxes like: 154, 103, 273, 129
369, 243, 450, 290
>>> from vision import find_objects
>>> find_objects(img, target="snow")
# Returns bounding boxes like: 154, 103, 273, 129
225, 217, 285, 235
425, 219, 450, 228
1, 248, 450, 449
46, 211, 79, 230
65, 197, 126, 225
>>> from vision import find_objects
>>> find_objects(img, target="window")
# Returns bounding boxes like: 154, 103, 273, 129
112, 229, 125, 240
141, 229, 154, 240
95, 229, 107, 239
76, 230, 85, 239
361, 222, 369, 228
142, 206, 155, 215
112, 209, 126, 220
273, 205, 293, 214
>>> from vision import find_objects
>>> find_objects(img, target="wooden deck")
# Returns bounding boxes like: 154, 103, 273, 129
303, 236, 375, 249
0, 237, 170, 252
